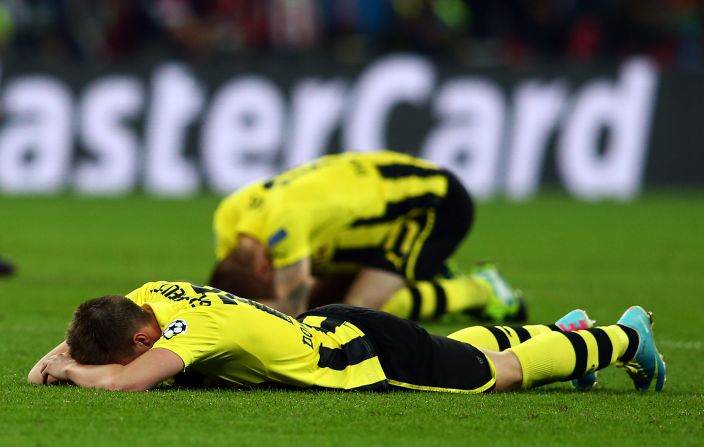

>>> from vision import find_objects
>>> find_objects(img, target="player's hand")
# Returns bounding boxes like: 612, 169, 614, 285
40, 352, 76, 384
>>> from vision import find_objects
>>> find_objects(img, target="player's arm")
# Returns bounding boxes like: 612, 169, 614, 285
274, 258, 314, 316
28, 341, 69, 385
40, 348, 184, 392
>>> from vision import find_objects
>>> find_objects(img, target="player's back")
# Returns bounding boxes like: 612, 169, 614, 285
265, 151, 444, 216
213, 151, 451, 271
127, 281, 387, 390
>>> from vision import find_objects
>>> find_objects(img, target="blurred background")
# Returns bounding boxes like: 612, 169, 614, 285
0, 0, 702, 199
1, 0, 702, 67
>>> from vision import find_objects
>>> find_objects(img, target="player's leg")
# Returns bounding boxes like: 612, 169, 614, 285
492, 306, 665, 391
301, 304, 497, 393
482, 350, 523, 391
449, 309, 599, 390
380, 171, 525, 322
343, 190, 472, 313
453, 309, 599, 391
380, 276, 487, 320
342, 267, 503, 319
453, 309, 598, 391
447, 309, 593, 350
381, 266, 525, 322
344, 268, 407, 310
448, 322, 554, 350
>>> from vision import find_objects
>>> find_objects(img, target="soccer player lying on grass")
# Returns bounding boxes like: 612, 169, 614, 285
28, 281, 665, 393
209, 150, 525, 323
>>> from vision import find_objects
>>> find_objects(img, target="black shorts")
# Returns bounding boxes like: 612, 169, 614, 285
367, 169, 474, 281
299, 304, 495, 393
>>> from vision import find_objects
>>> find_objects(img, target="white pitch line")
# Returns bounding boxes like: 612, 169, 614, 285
658, 339, 702, 351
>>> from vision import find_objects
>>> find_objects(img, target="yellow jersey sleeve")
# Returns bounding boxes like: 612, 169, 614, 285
152, 308, 222, 368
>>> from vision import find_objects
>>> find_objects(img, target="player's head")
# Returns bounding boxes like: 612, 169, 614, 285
208, 258, 276, 301
66, 296, 155, 365
208, 236, 276, 300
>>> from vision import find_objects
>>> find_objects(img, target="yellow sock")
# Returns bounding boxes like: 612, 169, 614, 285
508, 325, 635, 388
448, 325, 553, 350
382, 277, 490, 321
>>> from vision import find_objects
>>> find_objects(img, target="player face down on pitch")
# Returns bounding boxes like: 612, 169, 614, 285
209, 150, 525, 323
29, 281, 665, 393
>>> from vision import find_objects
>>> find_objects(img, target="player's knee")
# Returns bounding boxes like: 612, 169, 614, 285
344, 269, 406, 310
345, 293, 384, 309
483, 350, 523, 392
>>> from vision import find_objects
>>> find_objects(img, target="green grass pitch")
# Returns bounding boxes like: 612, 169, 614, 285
1, 192, 703, 446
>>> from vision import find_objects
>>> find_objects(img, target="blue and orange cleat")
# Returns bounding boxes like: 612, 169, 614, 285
556, 309, 598, 390
616, 306, 666, 392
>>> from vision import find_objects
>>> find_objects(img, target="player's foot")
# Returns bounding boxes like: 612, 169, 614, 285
470, 263, 527, 322
0, 258, 15, 277
556, 309, 597, 390
616, 306, 666, 392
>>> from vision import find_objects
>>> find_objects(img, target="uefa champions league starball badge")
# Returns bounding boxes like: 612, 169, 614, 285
162, 320, 188, 340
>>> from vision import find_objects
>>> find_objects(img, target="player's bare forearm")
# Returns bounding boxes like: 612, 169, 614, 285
279, 282, 312, 316
64, 361, 127, 390
275, 259, 313, 316
39, 352, 136, 390
28, 341, 69, 385
41, 348, 184, 391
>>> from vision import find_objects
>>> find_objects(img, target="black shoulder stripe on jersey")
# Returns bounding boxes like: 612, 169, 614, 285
376, 164, 442, 179
318, 336, 377, 371
547, 324, 561, 331
587, 328, 613, 371
350, 193, 441, 227
563, 331, 588, 380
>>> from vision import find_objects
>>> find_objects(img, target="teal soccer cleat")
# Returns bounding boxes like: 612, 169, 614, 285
556, 309, 598, 390
616, 306, 666, 391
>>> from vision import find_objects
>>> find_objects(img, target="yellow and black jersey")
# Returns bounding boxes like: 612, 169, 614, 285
214, 151, 470, 280
126, 281, 387, 390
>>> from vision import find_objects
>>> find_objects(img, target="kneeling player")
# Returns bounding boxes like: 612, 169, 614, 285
29, 281, 665, 393
210, 150, 525, 323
